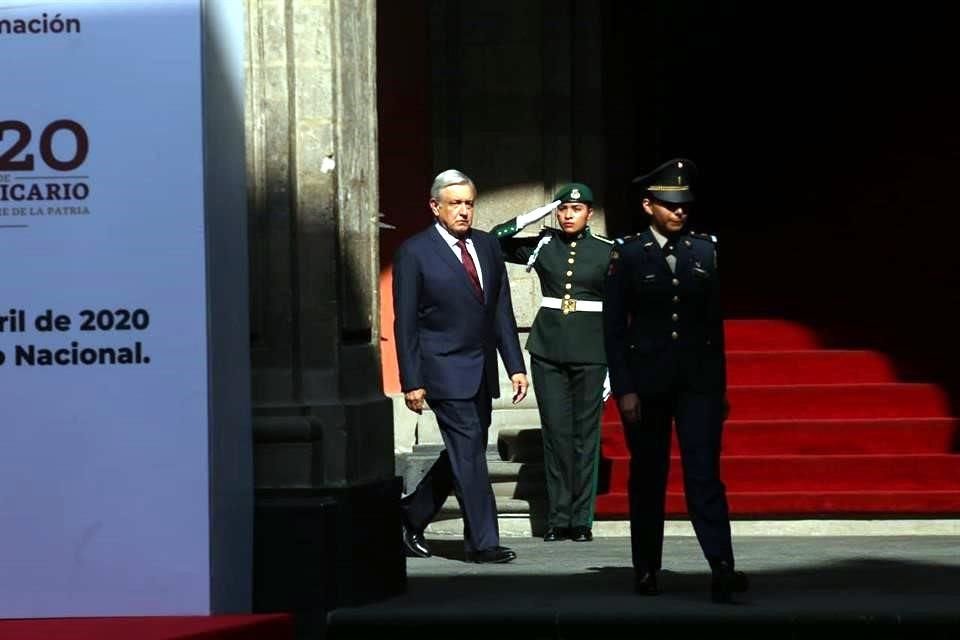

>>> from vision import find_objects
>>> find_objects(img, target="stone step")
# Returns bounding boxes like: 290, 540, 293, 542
397, 447, 545, 500
487, 459, 540, 480
491, 479, 547, 499
393, 349, 546, 452
496, 426, 544, 463
404, 448, 538, 473
412, 408, 542, 447
424, 517, 960, 538
438, 495, 542, 516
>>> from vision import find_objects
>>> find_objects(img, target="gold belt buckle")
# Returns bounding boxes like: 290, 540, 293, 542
561, 298, 577, 314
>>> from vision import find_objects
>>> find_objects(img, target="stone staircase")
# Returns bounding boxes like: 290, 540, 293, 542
394, 349, 551, 535
391, 334, 960, 539
398, 442, 548, 533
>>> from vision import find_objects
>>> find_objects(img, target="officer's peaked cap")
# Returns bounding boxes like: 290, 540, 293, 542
631, 158, 697, 204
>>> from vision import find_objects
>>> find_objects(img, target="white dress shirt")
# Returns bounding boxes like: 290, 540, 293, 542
435, 223, 484, 289
649, 226, 677, 273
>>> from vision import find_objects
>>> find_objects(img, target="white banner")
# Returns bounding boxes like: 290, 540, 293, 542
0, 0, 244, 617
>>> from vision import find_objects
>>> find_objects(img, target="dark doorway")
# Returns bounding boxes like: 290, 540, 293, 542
602, 0, 960, 406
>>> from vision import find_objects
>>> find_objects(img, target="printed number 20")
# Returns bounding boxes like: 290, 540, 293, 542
0, 120, 89, 172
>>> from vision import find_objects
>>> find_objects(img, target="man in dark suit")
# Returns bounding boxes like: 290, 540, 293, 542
603, 158, 749, 603
393, 169, 528, 564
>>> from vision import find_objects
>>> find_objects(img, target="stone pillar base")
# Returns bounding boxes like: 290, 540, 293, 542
254, 397, 395, 488
253, 480, 405, 625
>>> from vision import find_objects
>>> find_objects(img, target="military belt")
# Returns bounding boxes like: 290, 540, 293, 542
541, 296, 603, 313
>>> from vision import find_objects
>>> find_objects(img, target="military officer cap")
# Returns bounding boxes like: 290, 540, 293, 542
631, 158, 697, 204
553, 182, 594, 204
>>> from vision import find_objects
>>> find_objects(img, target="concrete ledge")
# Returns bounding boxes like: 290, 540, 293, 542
427, 517, 960, 538
327, 535, 960, 636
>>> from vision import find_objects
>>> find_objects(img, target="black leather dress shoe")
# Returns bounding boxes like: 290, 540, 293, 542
401, 521, 431, 558
543, 527, 568, 542
634, 570, 660, 595
711, 561, 749, 603
466, 546, 517, 564
570, 526, 593, 542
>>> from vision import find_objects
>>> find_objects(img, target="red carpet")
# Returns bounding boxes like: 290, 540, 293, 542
0, 614, 292, 640
595, 319, 960, 517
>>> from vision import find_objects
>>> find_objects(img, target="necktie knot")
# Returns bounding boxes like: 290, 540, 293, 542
663, 235, 681, 256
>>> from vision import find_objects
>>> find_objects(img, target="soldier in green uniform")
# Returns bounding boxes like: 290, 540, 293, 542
490, 183, 611, 542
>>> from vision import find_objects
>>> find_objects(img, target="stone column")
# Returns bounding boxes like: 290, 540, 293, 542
245, 0, 403, 620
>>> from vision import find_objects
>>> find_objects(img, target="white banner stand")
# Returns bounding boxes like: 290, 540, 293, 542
0, 0, 251, 616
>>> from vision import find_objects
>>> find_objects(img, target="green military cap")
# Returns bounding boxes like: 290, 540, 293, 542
631, 158, 697, 204
553, 182, 594, 204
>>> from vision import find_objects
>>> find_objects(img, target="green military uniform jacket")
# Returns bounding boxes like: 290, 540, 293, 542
491, 218, 611, 364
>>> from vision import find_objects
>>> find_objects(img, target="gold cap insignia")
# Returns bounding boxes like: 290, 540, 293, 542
647, 185, 690, 192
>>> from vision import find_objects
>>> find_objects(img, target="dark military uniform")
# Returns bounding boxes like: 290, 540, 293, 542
603, 159, 740, 591
491, 184, 610, 536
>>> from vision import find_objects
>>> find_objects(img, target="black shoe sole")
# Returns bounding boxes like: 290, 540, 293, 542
402, 545, 431, 559
401, 534, 431, 558
467, 553, 516, 564
711, 572, 749, 602
543, 528, 569, 542
711, 581, 748, 603
634, 578, 660, 595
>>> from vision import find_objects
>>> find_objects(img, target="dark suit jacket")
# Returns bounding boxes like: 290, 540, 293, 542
393, 225, 526, 400
603, 228, 726, 397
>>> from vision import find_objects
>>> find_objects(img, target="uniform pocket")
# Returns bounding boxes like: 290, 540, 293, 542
692, 266, 712, 280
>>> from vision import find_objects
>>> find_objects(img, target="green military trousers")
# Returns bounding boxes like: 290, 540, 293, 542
530, 355, 607, 529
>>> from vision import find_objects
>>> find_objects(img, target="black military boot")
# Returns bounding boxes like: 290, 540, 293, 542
634, 569, 660, 595
543, 526, 569, 542
711, 561, 749, 603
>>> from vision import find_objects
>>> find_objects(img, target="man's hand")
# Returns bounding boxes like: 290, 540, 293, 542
618, 392, 640, 424
510, 373, 529, 404
404, 388, 427, 414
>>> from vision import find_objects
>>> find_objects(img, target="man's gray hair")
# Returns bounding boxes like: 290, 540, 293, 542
430, 169, 476, 200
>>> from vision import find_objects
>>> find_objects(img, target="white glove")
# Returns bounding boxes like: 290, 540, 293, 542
516, 200, 561, 230
602, 372, 612, 402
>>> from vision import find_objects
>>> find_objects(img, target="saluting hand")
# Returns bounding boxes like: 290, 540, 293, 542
510, 373, 528, 405
404, 388, 427, 414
